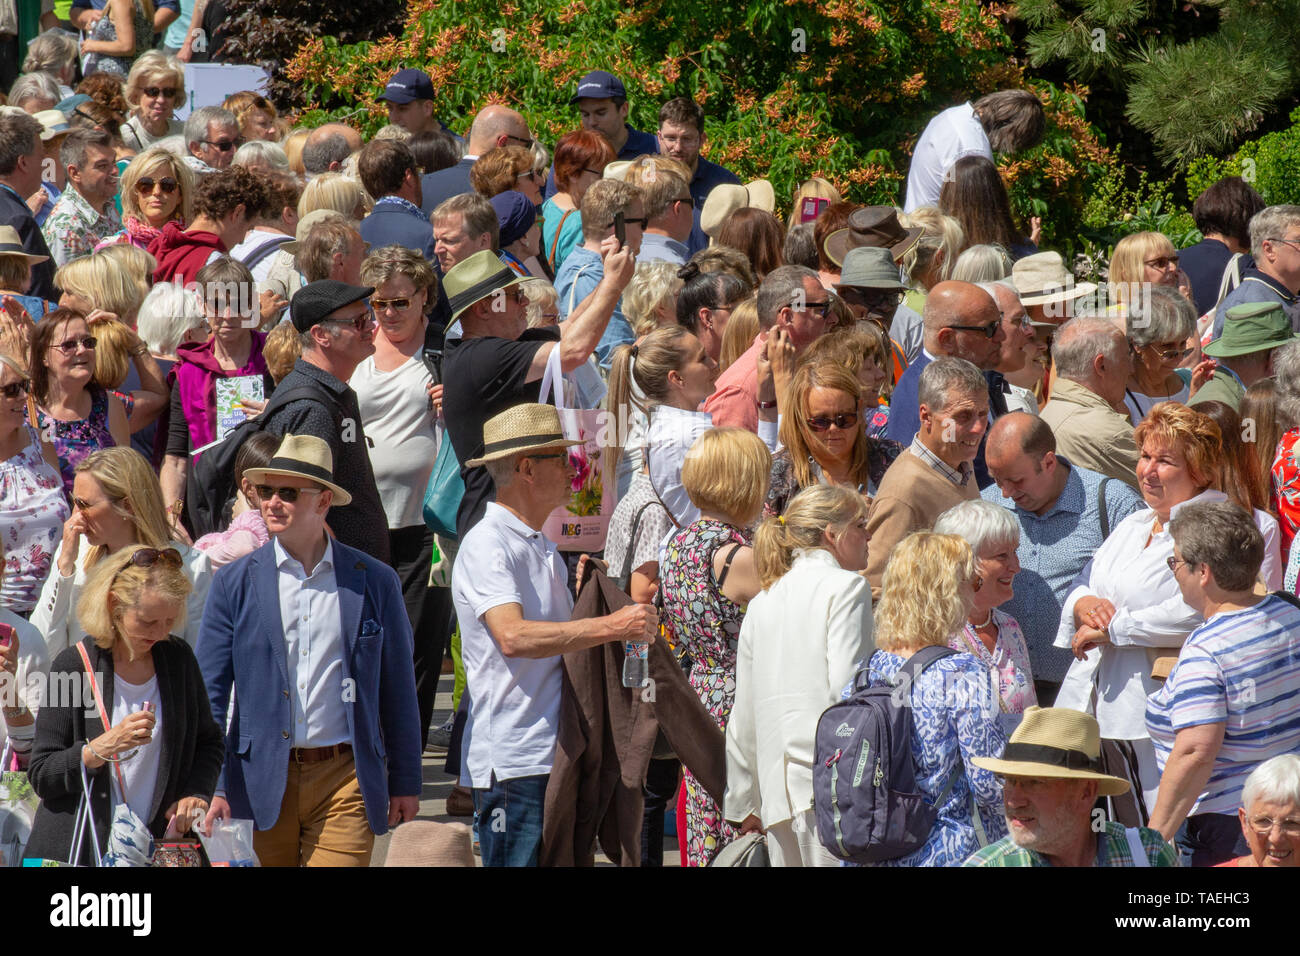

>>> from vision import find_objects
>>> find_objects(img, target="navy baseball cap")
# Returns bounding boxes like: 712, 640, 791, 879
569, 70, 626, 104
379, 69, 435, 105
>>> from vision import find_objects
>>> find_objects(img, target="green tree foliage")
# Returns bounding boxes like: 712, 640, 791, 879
285, 0, 1113, 253
1186, 106, 1300, 206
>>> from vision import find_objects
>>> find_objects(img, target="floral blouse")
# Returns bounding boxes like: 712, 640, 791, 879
0, 425, 71, 614
37, 385, 116, 500
1272, 428, 1300, 561
948, 608, 1038, 733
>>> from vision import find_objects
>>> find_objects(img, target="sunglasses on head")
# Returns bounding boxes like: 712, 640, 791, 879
135, 176, 178, 195
50, 335, 96, 354
806, 412, 859, 432
0, 380, 30, 399
128, 547, 183, 569
255, 484, 323, 504
142, 86, 178, 99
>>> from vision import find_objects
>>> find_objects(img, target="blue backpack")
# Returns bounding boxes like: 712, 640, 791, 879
813, 645, 958, 863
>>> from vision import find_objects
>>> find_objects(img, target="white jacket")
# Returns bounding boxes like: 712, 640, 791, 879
0, 608, 49, 757
724, 549, 874, 827
31, 539, 214, 662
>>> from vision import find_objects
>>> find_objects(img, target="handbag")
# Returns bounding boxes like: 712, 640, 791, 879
709, 831, 769, 867
538, 345, 616, 551
422, 435, 465, 540
0, 743, 38, 867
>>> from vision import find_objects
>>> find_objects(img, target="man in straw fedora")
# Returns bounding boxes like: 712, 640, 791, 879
451, 402, 658, 867
964, 707, 1177, 866
197, 433, 422, 867
1009, 251, 1098, 327
441, 243, 632, 540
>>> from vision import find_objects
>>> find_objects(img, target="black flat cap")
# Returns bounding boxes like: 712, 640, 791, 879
290, 280, 375, 333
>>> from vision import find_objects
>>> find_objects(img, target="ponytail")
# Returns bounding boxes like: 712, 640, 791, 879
754, 484, 871, 589
601, 325, 693, 484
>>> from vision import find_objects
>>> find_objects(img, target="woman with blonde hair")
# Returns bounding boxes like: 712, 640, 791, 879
857, 531, 1008, 866
0, 350, 69, 616
56, 253, 146, 325
898, 205, 964, 315
298, 172, 371, 221
660, 426, 773, 865
283, 128, 311, 178
23, 543, 223, 866
725, 484, 873, 865
222, 90, 279, 143
97, 243, 155, 302
119, 51, 185, 152
622, 260, 683, 337
717, 295, 759, 373
788, 177, 842, 230
1110, 231, 1186, 309
97, 146, 194, 251
800, 321, 895, 426
232, 140, 291, 176
32, 446, 213, 659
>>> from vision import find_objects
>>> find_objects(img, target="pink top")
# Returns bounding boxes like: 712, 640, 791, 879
701, 334, 764, 431
193, 508, 269, 568
948, 608, 1038, 716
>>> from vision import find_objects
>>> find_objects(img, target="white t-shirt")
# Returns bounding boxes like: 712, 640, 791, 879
112, 672, 162, 824
350, 353, 439, 529
903, 102, 993, 213
451, 502, 572, 789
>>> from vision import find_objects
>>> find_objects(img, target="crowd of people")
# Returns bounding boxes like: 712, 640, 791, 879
1, 27, 1299, 872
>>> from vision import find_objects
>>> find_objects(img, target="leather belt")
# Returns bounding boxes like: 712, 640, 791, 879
291, 743, 352, 764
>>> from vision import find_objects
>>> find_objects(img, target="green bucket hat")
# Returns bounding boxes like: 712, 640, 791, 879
1203, 301, 1300, 358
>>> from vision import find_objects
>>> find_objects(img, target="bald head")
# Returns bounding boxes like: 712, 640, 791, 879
303, 123, 363, 175
467, 105, 531, 156
922, 280, 1004, 369
985, 412, 1068, 514
986, 412, 1055, 463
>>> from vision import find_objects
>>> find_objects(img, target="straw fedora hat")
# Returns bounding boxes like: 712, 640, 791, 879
970, 706, 1130, 795
1011, 252, 1098, 307
0, 225, 49, 267
700, 179, 777, 238
383, 821, 475, 867
243, 433, 352, 506
443, 249, 528, 323
823, 206, 924, 268
465, 402, 581, 468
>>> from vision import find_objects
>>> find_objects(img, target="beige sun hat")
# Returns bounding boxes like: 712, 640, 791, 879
0, 225, 50, 266
700, 179, 777, 238
383, 821, 475, 867
464, 402, 581, 468
970, 706, 1130, 796
1011, 251, 1098, 307
243, 433, 352, 506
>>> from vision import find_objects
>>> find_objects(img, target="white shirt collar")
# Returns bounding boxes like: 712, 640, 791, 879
273, 535, 335, 576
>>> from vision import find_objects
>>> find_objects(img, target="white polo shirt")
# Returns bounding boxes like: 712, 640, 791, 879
903, 102, 993, 213
452, 502, 573, 789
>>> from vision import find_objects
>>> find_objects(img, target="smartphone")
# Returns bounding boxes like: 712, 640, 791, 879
799, 197, 829, 224
0, 623, 14, 648
141, 701, 153, 713
613, 210, 626, 249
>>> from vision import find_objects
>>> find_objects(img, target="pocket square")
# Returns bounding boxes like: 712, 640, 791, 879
360, 618, 382, 637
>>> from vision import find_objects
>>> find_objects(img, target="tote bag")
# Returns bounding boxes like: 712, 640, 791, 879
538, 345, 616, 551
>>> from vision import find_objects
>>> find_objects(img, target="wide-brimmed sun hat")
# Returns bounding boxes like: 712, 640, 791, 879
0, 225, 49, 266
970, 706, 1130, 796
823, 206, 924, 268
243, 433, 352, 505
833, 246, 907, 291
444, 249, 528, 322
1011, 251, 1098, 308
1203, 300, 1300, 358
700, 179, 776, 239
465, 403, 581, 468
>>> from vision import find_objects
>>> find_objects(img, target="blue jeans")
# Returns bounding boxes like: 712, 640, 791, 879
1175, 812, 1250, 867
472, 774, 549, 867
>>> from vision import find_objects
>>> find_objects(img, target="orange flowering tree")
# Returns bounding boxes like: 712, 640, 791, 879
286, 0, 1115, 254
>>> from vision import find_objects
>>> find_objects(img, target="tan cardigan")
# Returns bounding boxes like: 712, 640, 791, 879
864, 449, 979, 598
1040, 377, 1141, 492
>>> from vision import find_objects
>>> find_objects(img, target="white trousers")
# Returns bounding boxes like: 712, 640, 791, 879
765, 809, 839, 867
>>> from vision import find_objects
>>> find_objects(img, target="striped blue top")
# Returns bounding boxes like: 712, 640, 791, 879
1146, 594, 1300, 816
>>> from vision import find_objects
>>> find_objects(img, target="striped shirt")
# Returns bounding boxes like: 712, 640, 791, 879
1146, 594, 1300, 816
963, 821, 1177, 866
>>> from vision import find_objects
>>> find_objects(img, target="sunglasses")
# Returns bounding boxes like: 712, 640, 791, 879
516, 170, 542, 183
1151, 343, 1194, 362
371, 296, 413, 313
1165, 556, 1187, 574
142, 86, 178, 99
128, 547, 184, 569
202, 138, 242, 152
806, 412, 859, 432
0, 380, 30, 399
674, 196, 695, 209
606, 217, 649, 229
135, 176, 178, 195
505, 134, 535, 148
255, 484, 323, 503
50, 335, 97, 354
798, 299, 832, 318
515, 452, 567, 471
947, 323, 1000, 339
326, 309, 375, 332
1144, 255, 1180, 269
841, 288, 902, 307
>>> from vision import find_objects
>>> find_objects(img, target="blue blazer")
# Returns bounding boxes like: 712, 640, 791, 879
420, 157, 475, 217
195, 539, 422, 835
360, 203, 437, 264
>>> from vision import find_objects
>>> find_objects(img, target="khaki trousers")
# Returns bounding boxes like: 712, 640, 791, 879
254, 751, 375, 867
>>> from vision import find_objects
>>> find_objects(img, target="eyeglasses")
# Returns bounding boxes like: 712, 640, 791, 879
71, 494, 112, 512
142, 86, 178, 99
1152, 343, 1194, 362
516, 452, 567, 471
516, 170, 542, 184
127, 547, 183, 569
50, 335, 97, 354
840, 288, 902, 308
674, 196, 695, 209
1143, 255, 1180, 269
135, 176, 178, 195
326, 309, 375, 332
947, 323, 1000, 339
1247, 815, 1300, 837
0, 380, 30, 399
371, 296, 413, 313
255, 484, 323, 504
1165, 556, 1187, 574
583, 167, 604, 176
1268, 237, 1300, 251
505, 134, 534, 148
201, 138, 242, 152
806, 412, 859, 432
798, 299, 831, 318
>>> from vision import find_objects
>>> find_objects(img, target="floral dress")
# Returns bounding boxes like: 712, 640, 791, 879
1272, 428, 1300, 561
0, 425, 71, 615
659, 517, 748, 865
37, 385, 116, 500
948, 609, 1038, 734
83, 0, 153, 78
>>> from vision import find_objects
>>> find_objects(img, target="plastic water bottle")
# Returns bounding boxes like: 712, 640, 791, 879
622, 641, 649, 688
